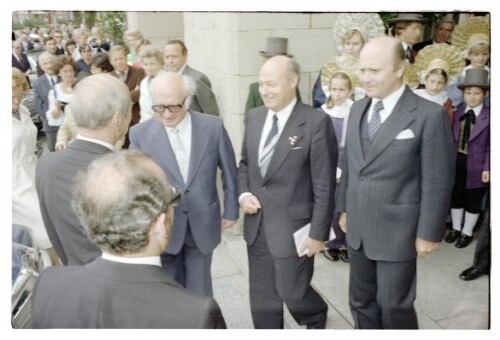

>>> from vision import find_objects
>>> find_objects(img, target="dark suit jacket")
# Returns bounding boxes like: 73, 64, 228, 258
238, 101, 337, 257
31, 258, 226, 328
129, 112, 239, 255
183, 65, 220, 115
113, 66, 146, 124
33, 74, 58, 133
35, 139, 110, 265
337, 87, 455, 261
452, 105, 490, 188
12, 52, 32, 87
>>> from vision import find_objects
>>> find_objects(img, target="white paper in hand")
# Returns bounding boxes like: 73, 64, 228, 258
293, 223, 310, 257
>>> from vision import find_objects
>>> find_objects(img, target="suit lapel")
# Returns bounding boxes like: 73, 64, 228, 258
147, 118, 185, 187
264, 102, 305, 182
249, 108, 267, 179
186, 112, 209, 186
469, 107, 489, 142
362, 88, 416, 170
350, 98, 370, 163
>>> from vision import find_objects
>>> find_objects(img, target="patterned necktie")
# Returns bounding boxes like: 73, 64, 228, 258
368, 101, 384, 140
459, 110, 476, 150
171, 128, 189, 182
259, 114, 279, 177
405, 46, 414, 63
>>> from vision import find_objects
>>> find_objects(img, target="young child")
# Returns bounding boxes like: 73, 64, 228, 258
320, 71, 355, 262
445, 68, 490, 248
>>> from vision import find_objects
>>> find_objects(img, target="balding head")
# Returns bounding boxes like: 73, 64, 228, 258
258, 56, 299, 112
72, 151, 176, 256
358, 36, 406, 99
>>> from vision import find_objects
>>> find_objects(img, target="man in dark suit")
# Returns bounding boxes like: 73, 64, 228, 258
238, 56, 337, 329
51, 29, 66, 55
337, 36, 455, 329
413, 17, 455, 54
12, 41, 32, 87
109, 45, 146, 148
32, 151, 226, 329
36, 74, 132, 266
36, 37, 58, 76
129, 72, 239, 297
164, 40, 219, 115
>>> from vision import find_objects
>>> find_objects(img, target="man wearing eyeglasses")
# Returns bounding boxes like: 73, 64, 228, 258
32, 151, 227, 329
129, 72, 239, 297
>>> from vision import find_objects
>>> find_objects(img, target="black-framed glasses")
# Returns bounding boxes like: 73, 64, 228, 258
152, 96, 187, 114
167, 186, 182, 207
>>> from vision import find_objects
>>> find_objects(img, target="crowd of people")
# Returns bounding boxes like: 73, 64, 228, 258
11, 12, 490, 329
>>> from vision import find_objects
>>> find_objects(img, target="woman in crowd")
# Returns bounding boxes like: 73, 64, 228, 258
12, 67, 54, 259
138, 45, 166, 122
124, 29, 150, 68
75, 44, 93, 78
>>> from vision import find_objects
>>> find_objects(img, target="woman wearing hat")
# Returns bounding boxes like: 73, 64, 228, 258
312, 13, 385, 107
445, 68, 490, 249
388, 13, 427, 64
406, 43, 465, 124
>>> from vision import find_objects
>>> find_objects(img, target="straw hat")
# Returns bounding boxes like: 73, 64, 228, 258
320, 55, 360, 91
259, 37, 293, 58
333, 13, 386, 54
457, 68, 489, 90
389, 13, 427, 24
450, 16, 490, 57
405, 43, 465, 87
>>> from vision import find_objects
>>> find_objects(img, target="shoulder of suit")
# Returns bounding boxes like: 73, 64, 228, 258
191, 111, 223, 126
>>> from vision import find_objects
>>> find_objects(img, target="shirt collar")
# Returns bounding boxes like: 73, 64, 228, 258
75, 134, 115, 151
167, 110, 191, 134
177, 63, 187, 75
465, 104, 483, 117
373, 83, 406, 117
102, 252, 162, 267
267, 97, 297, 123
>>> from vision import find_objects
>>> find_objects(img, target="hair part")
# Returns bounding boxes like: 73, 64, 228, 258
325, 71, 353, 109
426, 68, 448, 83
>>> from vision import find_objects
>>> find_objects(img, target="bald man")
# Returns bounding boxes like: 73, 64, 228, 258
337, 36, 455, 329
32, 151, 226, 328
238, 56, 337, 329
129, 72, 238, 297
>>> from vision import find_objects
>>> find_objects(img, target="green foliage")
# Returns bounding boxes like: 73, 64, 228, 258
99, 12, 127, 45
12, 17, 46, 30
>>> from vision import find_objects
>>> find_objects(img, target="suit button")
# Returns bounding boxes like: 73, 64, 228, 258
262, 186, 266, 191
184, 189, 190, 194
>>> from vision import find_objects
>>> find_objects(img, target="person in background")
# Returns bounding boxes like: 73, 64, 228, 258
89, 52, 114, 74
388, 13, 426, 64
124, 29, 150, 68
445, 69, 489, 249
130, 72, 239, 297
138, 45, 166, 122
238, 56, 336, 329
52, 29, 66, 55
413, 17, 455, 53
12, 40, 32, 87
32, 151, 227, 329
163, 40, 219, 115
12, 68, 55, 262
75, 44, 92, 79
36, 74, 132, 266
65, 39, 78, 61
337, 36, 455, 329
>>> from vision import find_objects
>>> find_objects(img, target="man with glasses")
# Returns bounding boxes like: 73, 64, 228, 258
32, 151, 227, 329
129, 72, 239, 297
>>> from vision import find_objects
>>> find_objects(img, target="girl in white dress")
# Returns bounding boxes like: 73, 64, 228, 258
12, 68, 52, 251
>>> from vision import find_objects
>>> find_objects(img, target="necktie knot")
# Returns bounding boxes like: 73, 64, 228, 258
405, 46, 414, 63
368, 101, 384, 140
460, 110, 476, 124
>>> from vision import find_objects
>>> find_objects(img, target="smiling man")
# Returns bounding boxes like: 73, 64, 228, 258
129, 72, 238, 297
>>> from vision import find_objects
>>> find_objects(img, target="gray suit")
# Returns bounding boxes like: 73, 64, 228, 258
31, 258, 226, 328
238, 101, 337, 328
33, 74, 59, 151
36, 139, 110, 265
337, 87, 455, 328
129, 112, 239, 295
183, 65, 220, 115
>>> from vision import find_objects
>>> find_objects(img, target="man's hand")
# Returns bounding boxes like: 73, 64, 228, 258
415, 237, 440, 256
482, 171, 490, 183
300, 237, 325, 257
240, 194, 261, 215
221, 219, 237, 229
339, 212, 347, 233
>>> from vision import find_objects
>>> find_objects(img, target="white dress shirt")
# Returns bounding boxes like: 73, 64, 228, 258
165, 112, 192, 180
367, 84, 406, 124
102, 252, 162, 267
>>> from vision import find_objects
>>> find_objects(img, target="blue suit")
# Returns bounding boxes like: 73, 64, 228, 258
129, 112, 239, 296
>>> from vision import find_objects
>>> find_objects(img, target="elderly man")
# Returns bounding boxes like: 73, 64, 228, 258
129, 72, 238, 297
413, 17, 455, 53
163, 40, 219, 115
337, 36, 455, 329
36, 74, 132, 265
37, 37, 58, 75
31, 151, 226, 329
238, 56, 337, 329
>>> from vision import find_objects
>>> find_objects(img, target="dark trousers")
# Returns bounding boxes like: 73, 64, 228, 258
348, 245, 418, 329
247, 225, 327, 329
473, 202, 490, 273
161, 225, 213, 297
451, 153, 487, 213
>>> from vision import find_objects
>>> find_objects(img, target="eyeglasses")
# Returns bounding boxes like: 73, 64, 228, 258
152, 96, 187, 114
167, 186, 182, 207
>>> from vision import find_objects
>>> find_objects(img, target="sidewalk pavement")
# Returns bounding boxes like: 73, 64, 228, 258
211, 225, 489, 329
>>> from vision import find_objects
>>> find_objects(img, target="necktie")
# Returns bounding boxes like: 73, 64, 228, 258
459, 110, 476, 150
259, 114, 279, 177
50, 77, 56, 88
368, 101, 384, 140
171, 128, 189, 182
405, 46, 414, 63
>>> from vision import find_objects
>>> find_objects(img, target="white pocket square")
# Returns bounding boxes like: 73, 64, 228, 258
395, 129, 415, 140
292, 146, 303, 150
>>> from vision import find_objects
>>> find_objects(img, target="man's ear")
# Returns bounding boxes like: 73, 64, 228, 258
151, 213, 169, 242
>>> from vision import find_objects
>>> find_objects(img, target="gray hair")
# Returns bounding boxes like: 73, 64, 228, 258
71, 74, 131, 129
72, 151, 174, 255
139, 45, 164, 66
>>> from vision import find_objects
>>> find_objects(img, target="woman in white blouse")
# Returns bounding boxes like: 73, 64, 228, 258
138, 45, 166, 122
